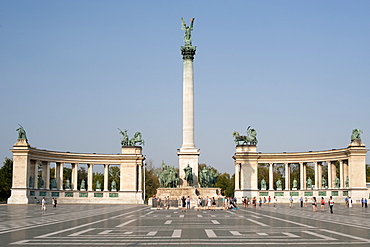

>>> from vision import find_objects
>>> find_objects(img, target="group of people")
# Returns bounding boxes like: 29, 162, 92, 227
242, 196, 278, 209
39, 197, 57, 211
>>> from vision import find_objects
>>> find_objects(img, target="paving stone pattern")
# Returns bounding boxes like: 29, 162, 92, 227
0, 203, 369, 246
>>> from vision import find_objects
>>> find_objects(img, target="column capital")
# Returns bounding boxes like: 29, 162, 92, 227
181, 46, 196, 60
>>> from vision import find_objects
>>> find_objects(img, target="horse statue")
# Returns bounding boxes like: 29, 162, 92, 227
129, 132, 145, 146
119, 128, 130, 146
232, 126, 258, 145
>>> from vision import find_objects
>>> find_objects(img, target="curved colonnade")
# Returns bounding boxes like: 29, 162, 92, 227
8, 139, 145, 204
233, 140, 368, 203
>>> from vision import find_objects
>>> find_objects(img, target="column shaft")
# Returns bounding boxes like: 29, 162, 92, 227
87, 164, 93, 191
314, 162, 318, 189
339, 160, 344, 188
269, 163, 274, 190
72, 163, 78, 190
34, 160, 39, 189
182, 58, 195, 148
59, 163, 64, 190
284, 163, 290, 190
234, 163, 240, 190
318, 162, 322, 189
299, 162, 304, 190
327, 161, 332, 189
104, 164, 109, 191
138, 164, 142, 191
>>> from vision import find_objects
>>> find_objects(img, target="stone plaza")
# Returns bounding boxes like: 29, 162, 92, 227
1, 203, 369, 246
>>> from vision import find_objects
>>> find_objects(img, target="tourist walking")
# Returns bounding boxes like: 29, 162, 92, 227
348, 197, 353, 208
197, 197, 202, 211
273, 196, 277, 209
156, 197, 161, 210
53, 198, 57, 208
268, 196, 271, 206
328, 196, 334, 214
289, 196, 294, 208
365, 198, 368, 208
300, 197, 303, 207
304, 197, 308, 207
211, 197, 216, 211
252, 197, 256, 208
41, 197, 46, 211
258, 198, 262, 209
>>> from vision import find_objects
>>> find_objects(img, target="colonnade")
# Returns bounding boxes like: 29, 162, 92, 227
28, 161, 143, 192
8, 139, 145, 204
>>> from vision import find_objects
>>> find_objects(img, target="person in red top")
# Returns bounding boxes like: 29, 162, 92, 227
320, 197, 325, 211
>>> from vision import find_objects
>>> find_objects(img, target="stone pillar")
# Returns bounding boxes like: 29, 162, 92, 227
55, 162, 60, 189
284, 163, 290, 190
303, 163, 307, 190
42, 161, 50, 189
104, 164, 109, 191
177, 44, 200, 187
120, 164, 125, 191
8, 139, 31, 204
234, 163, 240, 190
59, 163, 64, 190
138, 164, 142, 191
87, 164, 93, 191
327, 161, 332, 189
72, 163, 78, 190
33, 160, 39, 189
299, 162, 304, 190
313, 162, 318, 189
268, 163, 274, 190
339, 160, 344, 189
317, 162, 322, 189
347, 140, 367, 188
331, 161, 337, 187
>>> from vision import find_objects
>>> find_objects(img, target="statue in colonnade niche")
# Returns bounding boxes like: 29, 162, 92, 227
322, 177, 327, 188
111, 180, 117, 191
96, 180, 101, 190
65, 179, 71, 189
292, 179, 298, 189
276, 179, 282, 190
260, 179, 267, 190
80, 179, 86, 190
306, 177, 312, 189
29, 176, 34, 188
50, 178, 57, 189
335, 177, 340, 188
345, 176, 349, 188
232, 126, 258, 145
38, 177, 44, 188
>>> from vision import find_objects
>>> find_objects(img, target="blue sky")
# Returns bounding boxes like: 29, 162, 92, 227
1, 1, 369, 174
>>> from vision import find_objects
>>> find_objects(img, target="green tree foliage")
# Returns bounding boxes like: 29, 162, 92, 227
77, 167, 87, 190
0, 158, 13, 201
215, 173, 234, 197
144, 160, 159, 203
366, 164, 370, 182
93, 172, 104, 190
63, 167, 72, 187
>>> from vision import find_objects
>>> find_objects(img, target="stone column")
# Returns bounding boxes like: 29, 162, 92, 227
120, 164, 124, 191
55, 162, 60, 189
284, 163, 290, 190
331, 161, 337, 187
59, 163, 64, 190
177, 44, 200, 187
327, 161, 332, 189
343, 160, 348, 187
317, 162, 322, 189
42, 161, 50, 189
314, 162, 318, 189
234, 163, 240, 190
104, 164, 109, 191
87, 164, 93, 191
303, 163, 307, 190
138, 164, 142, 191
299, 162, 304, 190
72, 163, 78, 190
268, 163, 274, 190
34, 160, 39, 189
339, 160, 344, 189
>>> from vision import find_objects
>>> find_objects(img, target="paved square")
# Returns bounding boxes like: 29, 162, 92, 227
0, 203, 369, 246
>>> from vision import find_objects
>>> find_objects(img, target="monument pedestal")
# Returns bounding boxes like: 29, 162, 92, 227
156, 187, 221, 200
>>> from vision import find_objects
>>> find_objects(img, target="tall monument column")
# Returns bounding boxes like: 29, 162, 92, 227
177, 18, 200, 187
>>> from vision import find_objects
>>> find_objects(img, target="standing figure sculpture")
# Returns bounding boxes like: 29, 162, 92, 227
351, 128, 362, 141
111, 180, 117, 191
80, 179, 86, 190
276, 179, 282, 190
65, 179, 71, 189
96, 180, 101, 191
322, 177, 327, 188
181, 17, 195, 46
184, 164, 193, 186
335, 177, 340, 188
292, 179, 298, 189
260, 179, 267, 190
307, 177, 312, 189
16, 124, 27, 141
345, 176, 349, 188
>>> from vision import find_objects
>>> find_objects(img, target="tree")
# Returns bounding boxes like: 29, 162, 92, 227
0, 158, 13, 201
144, 160, 159, 203
366, 164, 370, 182
215, 173, 234, 197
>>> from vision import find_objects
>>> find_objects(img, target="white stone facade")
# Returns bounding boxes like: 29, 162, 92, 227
7, 140, 145, 204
